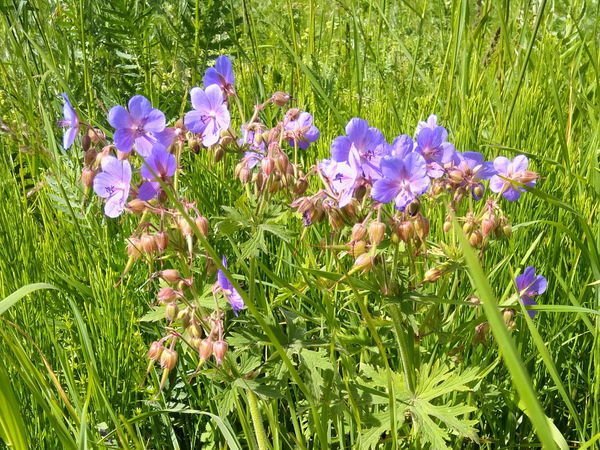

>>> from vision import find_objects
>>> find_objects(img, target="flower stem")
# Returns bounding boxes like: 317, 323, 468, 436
247, 390, 268, 450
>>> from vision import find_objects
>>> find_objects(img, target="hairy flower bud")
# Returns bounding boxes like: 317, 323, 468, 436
472, 184, 485, 199
473, 322, 489, 344
423, 267, 445, 283
351, 223, 367, 242
126, 237, 142, 259
128, 198, 146, 214
353, 253, 374, 271
502, 224, 512, 238
160, 348, 178, 370
271, 91, 291, 107
177, 308, 190, 328
188, 320, 203, 338
469, 230, 483, 247
177, 217, 193, 237
214, 146, 225, 162
140, 233, 157, 254
239, 167, 252, 183
368, 221, 386, 245
448, 169, 464, 183
294, 178, 308, 196
261, 157, 274, 176
117, 150, 129, 161
195, 216, 209, 237
212, 340, 228, 365
199, 338, 213, 361
157, 287, 178, 303
189, 336, 202, 351
81, 132, 91, 152
160, 269, 181, 284
463, 221, 473, 234
414, 216, 430, 240
285, 108, 300, 121
154, 231, 169, 252
84, 148, 98, 166
503, 309, 515, 325
397, 220, 414, 242
481, 217, 497, 236
165, 302, 179, 322
147, 341, 163, 361
406, 200, 420, 216
443, 221, 452, 234
88, 128, 105, 143
81, 167, 95, 188
350, 240, 367, 258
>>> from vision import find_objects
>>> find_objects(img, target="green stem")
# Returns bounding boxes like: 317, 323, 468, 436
247, 390, 269, 450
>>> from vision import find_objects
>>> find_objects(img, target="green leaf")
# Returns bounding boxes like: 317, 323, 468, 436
0, 363, 28, 450
0, 283, 56, 316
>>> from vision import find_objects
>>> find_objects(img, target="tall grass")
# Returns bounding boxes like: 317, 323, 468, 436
0, 0, 598, 448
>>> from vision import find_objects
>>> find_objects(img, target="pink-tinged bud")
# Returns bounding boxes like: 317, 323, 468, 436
239, 167, 252, 183
117, 150, 129, 161
84, 149, 98, 166
515, 170, 539, 184
469, 296, 481, 306
234, 162, 244, 179
212, 340, 228, 365
195, 216, 209, 237
368, 221, 386, 245
157, 287, 178, 303
88, 128, 105, 143
140, 233, 157, 254
351, 223, 367, 242
214, 146, 225, 162
154, 231, 169, 252
443, 221, 452, 234
431, 181, 445, 196
414, 216, 429, 240
266, 127, 281, 144
147, 341, 163, 361
160, 269, 181, 284
271, 91, 291, 107
353, 253, 374, 271
165, 302, 179, 322
397, 221, 414, 242
469, 230, 483, 247
81, 167, 95, 188
285, 108, 300, 121
261, 157, 274, 176
275, 153, 290, 174
473, 322, 489, 344
160, 348, 178, 370
199, 338, 213, 361
189, 336, 202, 351
177, 218, 193, 236
97, 146, 111, 165
126, 238, 142, 259
481, 217, 496, 236
127, 198, 146, 214
423, 267, 444, 283
350, 240, 367, 258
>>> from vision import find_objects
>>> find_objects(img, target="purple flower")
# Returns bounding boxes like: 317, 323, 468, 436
319, 158, 360, 207
515, 266, 547, 318
184, 85, 231, 147
284, 112, 320, 150
216, 256, 245, 315
239, 124, 266, 169
414, 122, 455, 178
372, 153, 430, 210
58, 93, 79, 149
138, 146, 177, 201
93, 155, 132, 218
390, 134, 415, 159
331, 118, 389, 181
203, 55, 235, 95
108, 95, 167, 157
451, 151, 496, 199
489, 155, 537, 201
415, 114, 439, 135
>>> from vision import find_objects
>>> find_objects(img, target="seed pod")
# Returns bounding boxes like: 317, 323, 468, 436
195, 216, 209, 237
160, 269, 181, 284
81, 131, 91, 152
423, 267, 444, 283
128, 198, 146, 214
147, 341, 163, 360
353, 253, 374, 271
271, 91, 291, 107
154, 231, 169, 252
212, 340, 228, 365
157, 287, 178, 303
397, 221, 414, 242
165, 302, 179, 322
84, 148, 98, 166
368, 221, 386, 245
351, 223, 367, 242
126, 237, 142, 259
469, 230, 483, 247
140, 233, 157, 254
414, 216, 430, 240
160, 348, 178, 370
443, 221, 452, 234
177, 217, 193, 237
199, 338, 213, 361
214, 146, 225, 162
81, 167, 95, 188
350, 240, 367, 258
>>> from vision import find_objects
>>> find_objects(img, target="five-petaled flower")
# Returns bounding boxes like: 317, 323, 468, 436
451, 151, 496, 199
414, 120, 455, 178
515, 266, 547, 318
138, 145, 177, 201
319, 158, 360, 207
215, 256, 245, 315
108, 95, 168, 157
284, 112, 320, 150
489, 155, 538, 201
58, 93, 79, 149
203, 55, 235, 96
184, 85, 231, 147
372, 152, 430, 211
93, 155, 132, 218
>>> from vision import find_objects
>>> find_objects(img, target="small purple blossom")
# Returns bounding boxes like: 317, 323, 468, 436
108, 95, 167, 157
414, 121, 455, 178
93, 155, 132, 218
58, 93, 79, 149
216, 256, 245, 315
184, 84, 231, 147
284, 112, 320, 150
138, 146, 177, 201
319, 158, 360, 207
203, 55, 235, 95
239, 124, 266, 169
331, 118, 389, 181
489, 155, 536, 201
390, 134, 415, 159
372, 153, 430, 211
451, 151, 496, 199
415, 114, 439, 135
515, 266, 547, 318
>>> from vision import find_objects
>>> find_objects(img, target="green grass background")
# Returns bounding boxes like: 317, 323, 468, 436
0, 0, 599, 448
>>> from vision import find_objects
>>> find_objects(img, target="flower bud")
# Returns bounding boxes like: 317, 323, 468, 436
84, 148, 98, 166
88, 128, 105, 143
177, 308, 191, 328
127, 198, 146, 214
212, 340, 228, 365
469, 296, 481, 306
353, 253, 374, 271
448, 169, 463, 183
147, 341, 163, 361
160, 269, 181, 284
154, 231, 169, 252
261, 157, 274, 176
271, 91, 291, 107
463, 221, 473, 234
481, 217, 496, 236
117, 150, 129, 161
140, 233, 157, 254
81, 132, 91, 152
350, 240, 367, 258
414, 216, 430, 240
214, 146, 225, 162
502, 224, 512, 238
195, 216, 209, 237
503, 309, 515, 325
469, 230, 483, 247
406, 200, 420, 216
423, 267, 444, 283
126, 237, 142, 259
189, 336, 202, 351
177, 217, 193, 237
199, 338, 213, 361
165, 302, 179, 322
157, 287, 178, 303
473, 322, 489, 344
239, 167, 252, 183
275, 153, 290, 174
351, 223, 367, 242
160, 348, 178, 370
443, 221, 452, 234
81, 167, 95, 188
472, 184, 485, 199
189, 138, 201, 153
294, 178, 308, 196
515, 170, 539, 184
188, 320, 203, 338
284, 108, 300, 121
397, 221, 414, 242
368, 221, 386, 245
